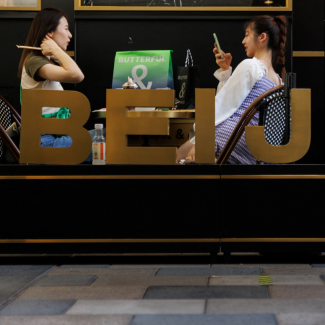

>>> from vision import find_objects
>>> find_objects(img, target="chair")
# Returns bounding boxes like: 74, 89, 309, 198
216, 73, 296, 165
0, 95, 21, 163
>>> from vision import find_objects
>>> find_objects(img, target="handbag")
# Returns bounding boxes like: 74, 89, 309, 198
175, 49, 200, 110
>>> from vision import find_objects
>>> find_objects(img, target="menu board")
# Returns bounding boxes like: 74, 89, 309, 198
81, 0, 287, 7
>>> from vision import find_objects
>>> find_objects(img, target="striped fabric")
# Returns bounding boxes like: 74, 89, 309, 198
215, 76, 277, 164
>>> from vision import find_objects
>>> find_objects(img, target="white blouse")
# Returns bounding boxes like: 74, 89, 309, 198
190, 57, 281, 145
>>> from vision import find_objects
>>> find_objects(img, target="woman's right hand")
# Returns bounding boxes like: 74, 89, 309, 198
41, 35, 60, 57
213, 44, 232, 71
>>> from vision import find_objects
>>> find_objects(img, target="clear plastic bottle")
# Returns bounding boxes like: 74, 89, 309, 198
92, 124, 106, 165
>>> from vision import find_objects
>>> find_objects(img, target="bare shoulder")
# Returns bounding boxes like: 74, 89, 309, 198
267, 71, 281, 86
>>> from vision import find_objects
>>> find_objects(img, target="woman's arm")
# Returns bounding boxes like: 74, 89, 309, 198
190, 59, 263, 145
214, 67, 233, 94
213, 49, 233, 93
37, 36, 84, 83
214, 58, 264, 126
176, 140, 195, 163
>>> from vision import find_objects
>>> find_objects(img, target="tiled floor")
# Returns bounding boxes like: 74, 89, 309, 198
0, 263, 325, 325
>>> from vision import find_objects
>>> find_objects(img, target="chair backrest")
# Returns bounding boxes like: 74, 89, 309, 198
0, 95, 21, 163
216, 85, 284, 165
0, 97, 13, 158
257, 89, 287, 146
257, 73, 296, 148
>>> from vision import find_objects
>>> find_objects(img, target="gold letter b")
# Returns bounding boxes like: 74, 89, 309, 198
20, 89, 92, 165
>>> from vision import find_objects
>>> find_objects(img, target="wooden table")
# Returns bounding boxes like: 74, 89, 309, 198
93, 110, 195, 147
92, 110, 195, 119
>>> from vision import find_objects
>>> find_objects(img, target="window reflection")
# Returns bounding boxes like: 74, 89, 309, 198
82, 0, 286, 6
0, 0, 38, 7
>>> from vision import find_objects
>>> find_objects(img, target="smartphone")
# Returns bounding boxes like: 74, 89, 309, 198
213, 33, 223, 59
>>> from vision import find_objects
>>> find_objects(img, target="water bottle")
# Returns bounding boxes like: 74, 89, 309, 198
92, 124, 105, 165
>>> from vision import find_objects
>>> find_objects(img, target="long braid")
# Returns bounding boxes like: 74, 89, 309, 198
275, 16, 288, 81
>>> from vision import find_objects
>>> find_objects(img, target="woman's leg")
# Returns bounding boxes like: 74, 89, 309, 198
176, 139, 194, 163
40, 134, 57, 147
52, 135, 73, 148
41, 130, 105, 163
41, 134, 73, 148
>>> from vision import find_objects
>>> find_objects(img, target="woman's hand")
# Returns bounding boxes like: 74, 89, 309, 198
40, 35, 60, 57
213, 44, 232, 71
186, 145, 195, 162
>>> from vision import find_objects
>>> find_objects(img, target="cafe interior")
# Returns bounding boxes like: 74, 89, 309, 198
0, 0, 324, 324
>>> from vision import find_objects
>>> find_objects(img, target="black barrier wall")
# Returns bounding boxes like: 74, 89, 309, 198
0, 0, 324, 163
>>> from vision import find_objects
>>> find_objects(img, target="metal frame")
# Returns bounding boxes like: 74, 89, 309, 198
74, 0, 292, 12
0, 237, 324, 243
0, 175, 324, 180
0, 0, 40, 11
293, 51, 325, 57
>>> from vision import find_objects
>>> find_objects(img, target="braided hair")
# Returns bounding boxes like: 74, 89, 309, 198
244, 15, 288, 80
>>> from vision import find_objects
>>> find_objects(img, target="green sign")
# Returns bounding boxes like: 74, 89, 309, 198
112, 50, 174, 89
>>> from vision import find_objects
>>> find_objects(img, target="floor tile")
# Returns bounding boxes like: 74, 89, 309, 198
143, 286, 269, 299
131, 314, 278, 325
0, 266, 54, 276
91, 275, 208, 286
211, 264, 311, 268
59, 265, 110, 268
0, 300, 76, 316
263, 268, 325, 275
66, 299, 205, 315
0, 276, 36, 301
17, 286, 147, 300
268, 285, 325, 299
270, 275, 324, 285
277, 313, 325, 325
209, 276, 260, 286
110, 265, 210, 268
206, 299, 325, 314
311, 264, 325, 268
32, 275, 98, 287
156, 267, 262, 276
0, 315, 132, 325
49, 268, 157, 276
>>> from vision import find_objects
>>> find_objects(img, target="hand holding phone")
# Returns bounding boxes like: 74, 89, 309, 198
213, 33, 223, 59
213, 33, 232, 71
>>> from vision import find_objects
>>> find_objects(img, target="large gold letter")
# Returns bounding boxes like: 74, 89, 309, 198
20, 89, 92, 165
106, 89, 176, 164
195, 89, 216, 164
245, 89, 311, 163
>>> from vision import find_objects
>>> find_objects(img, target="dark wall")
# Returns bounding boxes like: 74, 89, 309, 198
0, 16, 34, 112
293, 0, 324, 164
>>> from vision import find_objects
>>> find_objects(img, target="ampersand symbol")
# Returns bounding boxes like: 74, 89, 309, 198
132, 65, 153, 89
179, 82, 186, 98
176, 129, 184, 139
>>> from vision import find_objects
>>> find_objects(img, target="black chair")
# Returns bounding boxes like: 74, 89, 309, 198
0, 95, 21, 163
216, 73, 296, 165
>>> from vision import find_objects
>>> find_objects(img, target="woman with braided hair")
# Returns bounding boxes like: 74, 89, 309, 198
177, 15, 288, 164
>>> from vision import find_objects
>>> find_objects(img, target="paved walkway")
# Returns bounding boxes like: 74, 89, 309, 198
0, 263, 325, 325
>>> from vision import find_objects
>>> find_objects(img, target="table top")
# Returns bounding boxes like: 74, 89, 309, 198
93, 110, 195, 119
